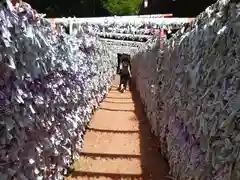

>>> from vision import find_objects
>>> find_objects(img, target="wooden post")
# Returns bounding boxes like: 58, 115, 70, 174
11, 0, 17, 6
158, 13, 172, 50
160, 28, 165, 50
157, 13, 172, 72
50, 18, 56, 34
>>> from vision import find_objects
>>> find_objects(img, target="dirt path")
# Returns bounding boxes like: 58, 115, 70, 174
65, 77, 169, 180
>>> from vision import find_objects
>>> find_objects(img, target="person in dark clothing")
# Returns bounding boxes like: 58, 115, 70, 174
117, 53, 121, 74
118, 57, 131, 93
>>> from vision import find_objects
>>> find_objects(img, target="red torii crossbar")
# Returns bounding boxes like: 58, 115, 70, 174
158, 13, 173, 18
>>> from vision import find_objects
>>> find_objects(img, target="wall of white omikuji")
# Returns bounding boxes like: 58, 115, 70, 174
132, 0, 240, 179
3, 0, 240, 179
0, 1, 117, 180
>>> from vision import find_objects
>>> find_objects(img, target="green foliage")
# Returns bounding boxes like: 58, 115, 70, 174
28, 0, 142, 17
28, 0, 109, 17
103, 0, 142, 15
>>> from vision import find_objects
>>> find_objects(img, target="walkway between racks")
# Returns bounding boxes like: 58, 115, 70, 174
65, 76, 169, 180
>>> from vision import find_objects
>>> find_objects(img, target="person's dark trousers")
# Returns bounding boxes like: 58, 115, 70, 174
120, 74, 130, 90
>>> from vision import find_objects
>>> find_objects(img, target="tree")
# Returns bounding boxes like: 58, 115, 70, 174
103, 0, 142, 16
25, 0, 109, 17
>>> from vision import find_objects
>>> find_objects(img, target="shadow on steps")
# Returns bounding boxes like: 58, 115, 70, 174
69, 171, 142, 179
87, 127, 139, 134
130, 84, 170, 180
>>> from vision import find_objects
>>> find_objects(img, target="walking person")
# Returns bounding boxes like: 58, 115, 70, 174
118, 57, 131, 93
